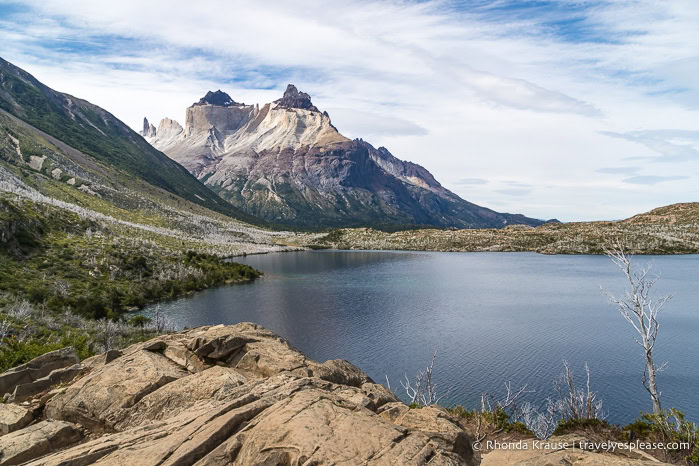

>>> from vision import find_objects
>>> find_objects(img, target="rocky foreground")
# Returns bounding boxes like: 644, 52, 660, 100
0, 324, 669, 465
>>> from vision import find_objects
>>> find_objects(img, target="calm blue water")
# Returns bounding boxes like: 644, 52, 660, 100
141, 251, 699, 425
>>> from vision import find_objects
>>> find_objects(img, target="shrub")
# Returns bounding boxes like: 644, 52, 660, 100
624, 409, 699, 465
26, 285, 49, 304
129, 315, 152, 328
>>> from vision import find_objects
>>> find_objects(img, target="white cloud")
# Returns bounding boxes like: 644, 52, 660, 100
600, 130, 699, 162
623, 175, 690, 185
323, 108, 428, 139
1, 0, 698, 221
596, 167, 640, 175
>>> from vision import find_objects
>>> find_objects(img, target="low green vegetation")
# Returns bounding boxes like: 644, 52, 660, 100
447, 405, 534, 436
0, 194, 263, 373
552, 417, 611, 436
0, 299, 171, 372
625, 409, 699, 465
0, 196, 261, 321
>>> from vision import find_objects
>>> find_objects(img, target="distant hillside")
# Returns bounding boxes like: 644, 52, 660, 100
623, 203, 699, 225
312, 203, 699, 255
144, 85, 549, 230
0, 57, 259, 224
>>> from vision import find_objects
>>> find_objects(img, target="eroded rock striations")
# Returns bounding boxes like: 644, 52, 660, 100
143, 85, 547, 229
0, 323, 479, 465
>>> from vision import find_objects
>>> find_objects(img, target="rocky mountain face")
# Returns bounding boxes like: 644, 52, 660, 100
141, 117, 157, 138
144, 85, 546, 229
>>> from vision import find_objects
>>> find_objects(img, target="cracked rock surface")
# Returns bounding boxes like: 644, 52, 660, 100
9, 322, 478, 465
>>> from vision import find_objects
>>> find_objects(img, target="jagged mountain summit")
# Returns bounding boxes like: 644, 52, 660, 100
144, 85, 546, 229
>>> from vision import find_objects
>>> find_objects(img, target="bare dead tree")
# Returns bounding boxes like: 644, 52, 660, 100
0, 319, 10, 342
602, 242, 671, 414
100, 318, 118, 352
520, 398, 559, 439
481, 381, 532, 421
148, 305, 175, 334
399, 350, 452, 406
516, 361, 605, 439
555, 360, 605, 421
474, 381, 534, 437
53, 279, 70, 297
8, 300, 33, 319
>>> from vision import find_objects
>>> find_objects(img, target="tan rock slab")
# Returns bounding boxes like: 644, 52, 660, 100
0, 347, 79, 398
0, 420, 81, 465
114, 365, 247, 431
45, 349, 188, 432
10, 324, 479, 465
0, 403, 33, 435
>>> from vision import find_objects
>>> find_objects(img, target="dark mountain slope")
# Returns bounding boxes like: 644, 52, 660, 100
0, 57, 257, 223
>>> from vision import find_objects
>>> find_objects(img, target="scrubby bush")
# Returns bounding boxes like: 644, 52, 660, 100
0, 300, 175, 372
625, 409, 699, 465
129, 315, 151, 328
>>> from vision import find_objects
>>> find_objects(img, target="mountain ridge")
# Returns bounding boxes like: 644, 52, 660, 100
144, 84, 549, 229
0, 56, 261, 224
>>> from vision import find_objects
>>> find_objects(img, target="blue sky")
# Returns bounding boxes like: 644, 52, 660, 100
1, 0, 698, 221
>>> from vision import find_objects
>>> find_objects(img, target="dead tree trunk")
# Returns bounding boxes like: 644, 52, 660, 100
602, 243, 671, 415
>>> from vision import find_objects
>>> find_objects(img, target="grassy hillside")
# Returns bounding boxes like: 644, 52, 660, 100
624, 203, 699, 225
0, 196, 262, 319
0, 65, 306, 323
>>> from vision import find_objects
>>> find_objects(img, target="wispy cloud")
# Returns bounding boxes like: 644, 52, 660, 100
455, 178, 489, 185
323, 108, 428, 138
1, 0, 698, 221
595, 167, 640, 175
623, 175, 690, 185
496, 188, 532, 196
503, 181, 533, 188
601, 130, 699, 162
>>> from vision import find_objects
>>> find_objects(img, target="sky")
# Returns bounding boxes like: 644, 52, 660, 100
1, 0, 698, 222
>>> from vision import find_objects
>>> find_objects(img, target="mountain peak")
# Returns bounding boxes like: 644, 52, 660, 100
274, 84, 319, 112
194, 90, 238, 107
141, 117, 156, 138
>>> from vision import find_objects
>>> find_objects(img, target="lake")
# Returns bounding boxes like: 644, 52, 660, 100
141, 250, 699, 425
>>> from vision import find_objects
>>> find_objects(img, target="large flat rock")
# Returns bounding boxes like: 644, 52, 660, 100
45, 348, 189, 432
0, 347, 78, 398
24, 380, 476, 465
24, 323, 477, 465
0, 420, 81, 465
0, 403, 33, 434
